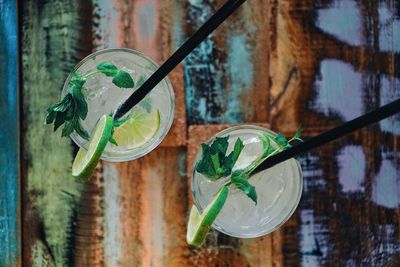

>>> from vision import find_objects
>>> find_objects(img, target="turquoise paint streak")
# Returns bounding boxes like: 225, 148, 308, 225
316, 0, 361, 46
0, 0, 19, 265
224, 34, 254, 123
94, 0, 118, 48
183, 2, 226, 123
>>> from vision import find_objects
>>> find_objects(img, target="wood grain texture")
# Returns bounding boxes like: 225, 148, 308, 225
90, 0, 189, 266
269, 1, 400, 265
183, 0, 270, 124
0, 0, 20, 266
21, 0, 93, 266
18, 0, 400, 266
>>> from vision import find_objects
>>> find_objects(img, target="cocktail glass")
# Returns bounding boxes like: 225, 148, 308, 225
61, 48, 175, 162
191, 125, 303, 238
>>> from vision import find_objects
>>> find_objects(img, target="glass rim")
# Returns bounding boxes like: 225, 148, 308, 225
62, 48, 175, 162
190, 124, 303, 238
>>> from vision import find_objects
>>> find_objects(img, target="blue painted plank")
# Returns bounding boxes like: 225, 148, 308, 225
0, 0, 20, 266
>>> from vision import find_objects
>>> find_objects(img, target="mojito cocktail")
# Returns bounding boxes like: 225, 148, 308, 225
188, 125, 303, 243
60, 48, 175, 161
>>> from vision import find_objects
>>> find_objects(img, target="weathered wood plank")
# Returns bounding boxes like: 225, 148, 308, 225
0, 1, 20, 266
21, 0, 93, 266
89, 1, 189, 266
183, 0, 270, 124
270, 1, 400, 265
269, 0, 400, 132
282, 132, 400, 266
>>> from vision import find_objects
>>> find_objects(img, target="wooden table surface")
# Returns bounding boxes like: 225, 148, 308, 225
1, 0, 399, 266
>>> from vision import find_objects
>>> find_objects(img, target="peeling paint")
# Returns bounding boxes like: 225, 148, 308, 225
311, 59, 363, 121
299, 153, 326, 193
224, 34, 254, 122
379, 75, 400, 135
300, 210, 330, 267
337, 145, 366, 193
378, 2, 400, 52
316, 0, 361, 46
372, 154, 400, 208
93, 0, 119, 48
184, 2, 226, 123
0, 0, 19, 265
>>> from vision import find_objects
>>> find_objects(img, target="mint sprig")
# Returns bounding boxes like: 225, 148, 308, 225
97, 62, 134, 88
195, 136, 244, 181
231, 127, 303, 204
45, 61, 136, 140
195, 128, 303, 205
46, 77, 90, 140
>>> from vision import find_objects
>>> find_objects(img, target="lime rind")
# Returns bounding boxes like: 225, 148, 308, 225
187, 186, 229, 246
72, 115, 113, 180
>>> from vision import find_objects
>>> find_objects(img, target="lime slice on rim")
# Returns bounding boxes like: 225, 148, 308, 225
72, 115, 113, 180
112, 109, 161, 148
187, 186, 229, 246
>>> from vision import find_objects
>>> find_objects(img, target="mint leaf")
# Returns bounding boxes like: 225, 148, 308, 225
231, 171, 257, 204
61, 121, 74, 137
109, 136, 118, 146
195, 144, 219, 180
54, 111, 67, 131
45, 109, 56, 124
70, 86, 88, 120
210, 136, 229, 161
70, 77, 86, 87
275, 133, 288, 148
112, 70, 134, 88
294, 126, 302, 140
260, 135, 276, 158
97, 62, 118, 77
223, 138, 244, 175
113, 116, 130, 127
211, 153, 223, 175
53, 95, 72, 112
195, 136, 245, 181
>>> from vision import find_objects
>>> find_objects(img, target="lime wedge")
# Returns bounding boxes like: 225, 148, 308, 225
112, 109, 160, 148
72, 115, 113, 180
187, 186, 229, 246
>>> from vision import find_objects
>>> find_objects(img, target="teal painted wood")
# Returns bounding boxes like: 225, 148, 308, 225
0, 0, 20, 266
182, 1, 268, 124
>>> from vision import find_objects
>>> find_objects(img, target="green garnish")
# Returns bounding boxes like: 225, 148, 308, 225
195, 127, 303, 204
45, 61, 136, 140
195, 136, 244, 181
96, 62, 135, 88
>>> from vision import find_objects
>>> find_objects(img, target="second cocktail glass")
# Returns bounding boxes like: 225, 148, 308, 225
191, 125, 303, 238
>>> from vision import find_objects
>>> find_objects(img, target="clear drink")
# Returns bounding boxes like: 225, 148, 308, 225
61, 48, 175, 161
191, 125, 303, 238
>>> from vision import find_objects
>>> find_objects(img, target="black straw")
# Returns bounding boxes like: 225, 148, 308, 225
113, 0, 247, 120
251, 99, 400, 175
